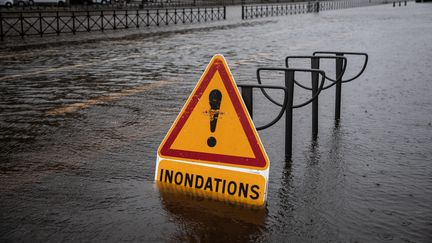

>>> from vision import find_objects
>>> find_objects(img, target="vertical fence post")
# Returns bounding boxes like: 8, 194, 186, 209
101, 11, 104, 32
165, 9, 168, 25
125, 10, 128, 29
335, 53, 344, 122
72, 11, 75, 34
204, 8, 207, 22
241, 5, 244, 20
20, 12, 24, 39
113, 10, 116, 30
174, 8, 177, 24
311, 57, 320, 139
39, 12, 43, 37
223, 6, 226, 20
56, 11, 59, 35
285, 70, 295, 160
146, 9, 149, 26
156, 9, 159, 26
0, 12, 3, 41
198, 7, 200, 22
242, 4, 244, 19
136, 10, 139, 28
241, 86, 253, 119
182, 8, 185, 23
87, 11, 90, 32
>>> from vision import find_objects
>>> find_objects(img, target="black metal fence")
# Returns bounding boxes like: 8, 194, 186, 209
242, 0, 388, 19
242, 2, 316, 19
319, 0, 386, 11
0, 6, 226, 40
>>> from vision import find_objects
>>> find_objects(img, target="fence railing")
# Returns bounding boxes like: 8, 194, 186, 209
242, 0, 389, 19
319, 0, 385, 11
242, 2, 315, 19
0, 6, 226, 40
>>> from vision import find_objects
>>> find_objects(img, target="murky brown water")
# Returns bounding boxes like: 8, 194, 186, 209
1, 3, 432, 242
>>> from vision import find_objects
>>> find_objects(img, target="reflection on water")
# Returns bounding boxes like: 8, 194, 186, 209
1, 2, 432, 242
158, 187, 266, 241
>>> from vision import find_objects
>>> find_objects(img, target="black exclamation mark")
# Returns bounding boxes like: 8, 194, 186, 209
207, 89, 222, 147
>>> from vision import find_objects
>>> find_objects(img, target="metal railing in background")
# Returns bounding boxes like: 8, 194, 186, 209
392, 1, 408, 6
319, 0, 386, 11
242, 2, 317, 19
242, 0, 390, 20
0, 6, 226, 40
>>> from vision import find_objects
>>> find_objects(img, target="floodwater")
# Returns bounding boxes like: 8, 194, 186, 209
1, 3, 432, 242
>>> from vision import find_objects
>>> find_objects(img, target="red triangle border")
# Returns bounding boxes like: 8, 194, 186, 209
159, 58, 267, 169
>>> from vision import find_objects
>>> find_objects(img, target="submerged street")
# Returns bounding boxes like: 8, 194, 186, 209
1, 3, 432, 242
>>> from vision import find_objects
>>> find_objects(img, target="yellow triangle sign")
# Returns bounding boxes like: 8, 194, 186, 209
155, 55, 270, 207
158, 54, 269, 170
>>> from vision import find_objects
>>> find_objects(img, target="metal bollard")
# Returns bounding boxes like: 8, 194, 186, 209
284, 70, 295, 159
335, 54, 343, 122
311, 58, 320, 139
393, 2, 396, 7
240, 86, 254, 119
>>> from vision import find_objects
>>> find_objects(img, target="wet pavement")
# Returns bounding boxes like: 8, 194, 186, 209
1, 2, 432, 242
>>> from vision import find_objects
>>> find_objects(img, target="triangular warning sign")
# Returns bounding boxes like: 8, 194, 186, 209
158, 55, 269, 170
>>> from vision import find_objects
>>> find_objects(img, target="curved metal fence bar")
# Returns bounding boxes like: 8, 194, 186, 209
313, 51, 368, 83
285, 55, 348, 90
237, 84, 288, 131
249, 50, 368, 159
256, 67, 325, 108
0, 6, 226, 40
